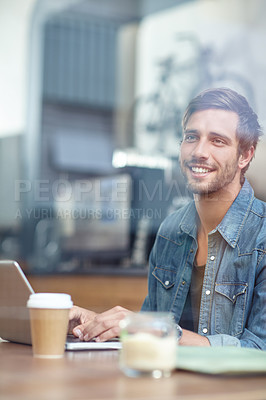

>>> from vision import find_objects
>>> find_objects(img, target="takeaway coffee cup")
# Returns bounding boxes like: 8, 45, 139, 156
27, 293, 73, 358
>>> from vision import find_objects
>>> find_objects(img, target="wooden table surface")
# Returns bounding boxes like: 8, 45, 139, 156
1, 340, 266, 400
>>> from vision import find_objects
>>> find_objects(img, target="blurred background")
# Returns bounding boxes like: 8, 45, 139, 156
1, 0, 266, 275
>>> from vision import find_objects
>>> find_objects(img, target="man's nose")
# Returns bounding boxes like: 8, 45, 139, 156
191, 139, 209, 159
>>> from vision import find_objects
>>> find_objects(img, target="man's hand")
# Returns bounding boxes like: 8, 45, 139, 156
179, 329, 210, 346
69, 305, 131, 342
68, 305, 97, 337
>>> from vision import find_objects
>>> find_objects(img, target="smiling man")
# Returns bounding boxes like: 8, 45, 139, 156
69, 88, 266, 349
181, 109, 244, 196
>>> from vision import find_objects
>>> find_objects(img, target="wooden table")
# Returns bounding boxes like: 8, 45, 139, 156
1, 341, 266, 400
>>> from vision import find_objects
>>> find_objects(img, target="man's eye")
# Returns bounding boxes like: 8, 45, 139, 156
212, 138, 225, 145
184, 135, 197, 142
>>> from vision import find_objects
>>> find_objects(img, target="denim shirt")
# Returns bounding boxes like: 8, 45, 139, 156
141, 179, 266, 349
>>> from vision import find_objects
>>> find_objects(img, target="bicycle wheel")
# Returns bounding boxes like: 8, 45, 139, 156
128, 94, 182, 155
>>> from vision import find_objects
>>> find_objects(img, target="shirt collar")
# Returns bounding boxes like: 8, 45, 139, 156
180, 201, 198, 240
179, 179, 254, 248
216, 179, 254, 247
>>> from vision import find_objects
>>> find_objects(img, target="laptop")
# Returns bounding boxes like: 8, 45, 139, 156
0, 260, 121, 350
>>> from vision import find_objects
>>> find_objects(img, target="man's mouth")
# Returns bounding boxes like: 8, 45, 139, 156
191, 166, 212, 174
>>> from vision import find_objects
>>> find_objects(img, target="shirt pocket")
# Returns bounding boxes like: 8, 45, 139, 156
152, 266, 176, 289
214, 282, 248, 337
152, 266, 177, 310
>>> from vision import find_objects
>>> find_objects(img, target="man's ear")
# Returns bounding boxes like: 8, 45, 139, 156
238, 146, 255, 170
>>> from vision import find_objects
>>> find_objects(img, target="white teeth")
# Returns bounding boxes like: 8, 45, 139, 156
191, 167, 210, 174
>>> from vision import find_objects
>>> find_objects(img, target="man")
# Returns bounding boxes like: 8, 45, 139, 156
69, 88, 266, 349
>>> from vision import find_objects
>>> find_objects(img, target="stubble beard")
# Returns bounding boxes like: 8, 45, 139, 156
181, 159, 240, 196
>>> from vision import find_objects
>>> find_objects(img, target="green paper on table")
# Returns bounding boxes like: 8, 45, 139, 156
176, 346, 266, 375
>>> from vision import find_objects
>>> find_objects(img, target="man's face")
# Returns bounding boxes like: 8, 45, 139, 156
180, 109, 242, 196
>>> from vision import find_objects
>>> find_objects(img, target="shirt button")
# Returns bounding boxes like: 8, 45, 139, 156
164, 280, 170, 286
210, 255, 215, 261
202, 328, 208, 334
206, 290, 211, 295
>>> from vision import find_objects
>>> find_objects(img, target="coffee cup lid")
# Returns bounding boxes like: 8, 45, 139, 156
27, 293, 73, 309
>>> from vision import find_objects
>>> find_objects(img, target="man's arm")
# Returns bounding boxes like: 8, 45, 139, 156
69, 305, 212, 346
179, 329, 210, 346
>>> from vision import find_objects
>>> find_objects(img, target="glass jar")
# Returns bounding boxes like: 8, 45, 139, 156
119, 312, 181, 378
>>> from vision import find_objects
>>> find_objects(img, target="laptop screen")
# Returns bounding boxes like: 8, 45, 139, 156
0, 260, 34, 344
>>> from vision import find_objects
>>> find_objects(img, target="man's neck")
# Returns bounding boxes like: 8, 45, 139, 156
194, 183, 242, 234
